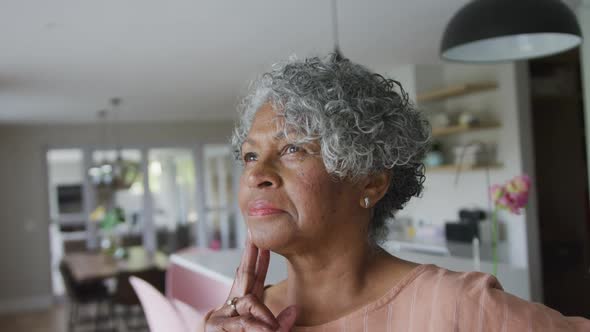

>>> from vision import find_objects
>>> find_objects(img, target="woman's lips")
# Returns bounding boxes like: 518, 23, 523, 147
248, 200, 285, 217
248, 208, 285, 216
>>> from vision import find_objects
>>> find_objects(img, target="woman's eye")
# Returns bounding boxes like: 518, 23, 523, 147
243, 152, 257, 163
284, 144, 302, 155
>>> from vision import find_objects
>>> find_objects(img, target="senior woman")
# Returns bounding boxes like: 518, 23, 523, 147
202, 55, 589, 331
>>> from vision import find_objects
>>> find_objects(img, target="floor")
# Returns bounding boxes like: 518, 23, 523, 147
0, 303, 148, 332
0, 305, 67, 332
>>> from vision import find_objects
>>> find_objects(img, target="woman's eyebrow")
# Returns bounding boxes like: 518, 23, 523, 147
243, 130, 296, 147
243, 137, 257, 147
274, 128, 302, 141
273, 131, 288, 141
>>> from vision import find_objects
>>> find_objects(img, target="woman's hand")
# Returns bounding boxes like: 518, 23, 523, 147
204, 236, 297, 331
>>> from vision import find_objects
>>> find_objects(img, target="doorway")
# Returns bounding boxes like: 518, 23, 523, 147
45, 144, 239, 297
528, 49, 590, 317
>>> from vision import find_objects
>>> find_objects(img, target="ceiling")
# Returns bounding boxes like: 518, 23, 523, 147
0, 0, 580, 123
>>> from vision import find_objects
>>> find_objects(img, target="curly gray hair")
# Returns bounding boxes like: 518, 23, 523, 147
232, 54, 431, 241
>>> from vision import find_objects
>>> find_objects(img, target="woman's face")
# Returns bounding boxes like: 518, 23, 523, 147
238, 103, 365, 254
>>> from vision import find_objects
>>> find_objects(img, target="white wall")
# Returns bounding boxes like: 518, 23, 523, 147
0, 120, 234, 312
383, 64, 418, 100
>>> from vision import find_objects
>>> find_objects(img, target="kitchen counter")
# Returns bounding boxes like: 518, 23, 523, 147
380, 241, 529, 299
383, 236, 510, 262
170, 244, 530, 301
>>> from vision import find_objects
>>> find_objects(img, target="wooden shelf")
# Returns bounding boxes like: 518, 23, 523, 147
432, 123, 501, 137
417, 82, 498, 103
427, 163, 503, 172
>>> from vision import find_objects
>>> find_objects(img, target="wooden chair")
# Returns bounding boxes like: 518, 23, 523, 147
111, 267, 166, 329
58, 261, 111, 332
120, 234, 143, 248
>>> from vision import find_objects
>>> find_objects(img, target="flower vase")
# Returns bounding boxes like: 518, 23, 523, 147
491, 208, 499, 277
100, 229, 119, 257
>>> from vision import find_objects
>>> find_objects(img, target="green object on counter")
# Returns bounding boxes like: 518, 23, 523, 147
100, 207, 125, 230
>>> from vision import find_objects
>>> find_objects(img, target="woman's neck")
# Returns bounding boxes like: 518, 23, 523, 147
282, 239, 389, 326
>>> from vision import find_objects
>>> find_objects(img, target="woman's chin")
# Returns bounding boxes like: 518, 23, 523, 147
247, 220, 295, 251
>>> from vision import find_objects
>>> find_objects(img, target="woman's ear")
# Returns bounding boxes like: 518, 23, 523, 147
360, 170, 391, 208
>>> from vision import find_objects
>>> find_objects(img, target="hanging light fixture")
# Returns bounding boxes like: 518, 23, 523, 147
440, 0, 582, 63
88, 109, 112, 186
88, 98, 139, 190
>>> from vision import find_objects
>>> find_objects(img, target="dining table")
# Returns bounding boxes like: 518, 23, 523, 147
63, 246, 168, 283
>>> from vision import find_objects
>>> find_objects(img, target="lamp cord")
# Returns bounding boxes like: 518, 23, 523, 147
97, 109, 108, 152
110, 98, 122, 157
331, 0, 343, 58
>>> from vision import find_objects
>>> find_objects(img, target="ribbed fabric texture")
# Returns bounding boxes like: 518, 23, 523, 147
291, 264, 590, 331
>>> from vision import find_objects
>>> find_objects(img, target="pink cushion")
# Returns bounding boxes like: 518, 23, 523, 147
173, 298, 204, 330
130, 276, 204, 332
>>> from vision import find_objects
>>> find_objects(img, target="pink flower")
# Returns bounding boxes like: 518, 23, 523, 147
490, 184, 504, 202
489, 174, 531, 277
506, 175, 531, 194
490, 174, 531, 215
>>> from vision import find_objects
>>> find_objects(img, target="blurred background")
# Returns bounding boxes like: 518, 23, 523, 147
0, 0, 589, 331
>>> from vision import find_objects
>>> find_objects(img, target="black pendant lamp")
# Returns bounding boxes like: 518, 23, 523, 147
440, 0, 582, 63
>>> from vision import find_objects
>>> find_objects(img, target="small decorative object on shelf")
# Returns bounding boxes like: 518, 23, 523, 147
431, 113, 451, 129
454, 141, 497, 168
425, 141, 444, 168
453, 144, 486, 167
489, 175, 531, 276
458, 111, 479, 126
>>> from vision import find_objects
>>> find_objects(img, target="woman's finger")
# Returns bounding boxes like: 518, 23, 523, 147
277, 305, 298, 332
209, 314, 276, 332
234, 294, 279, 329
251, 249, 270, 298
241, 236, 259, 285
230, 233, 259, 296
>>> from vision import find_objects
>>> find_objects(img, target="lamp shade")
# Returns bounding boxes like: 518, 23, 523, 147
441, 0, 582, 62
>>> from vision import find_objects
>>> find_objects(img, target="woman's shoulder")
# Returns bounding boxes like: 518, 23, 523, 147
376, 260, 489, 302
410, 265, 590, 331
411, 264, 503, 295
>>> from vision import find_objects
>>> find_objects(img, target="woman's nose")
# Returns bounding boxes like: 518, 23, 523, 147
246, 161, 282, 189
